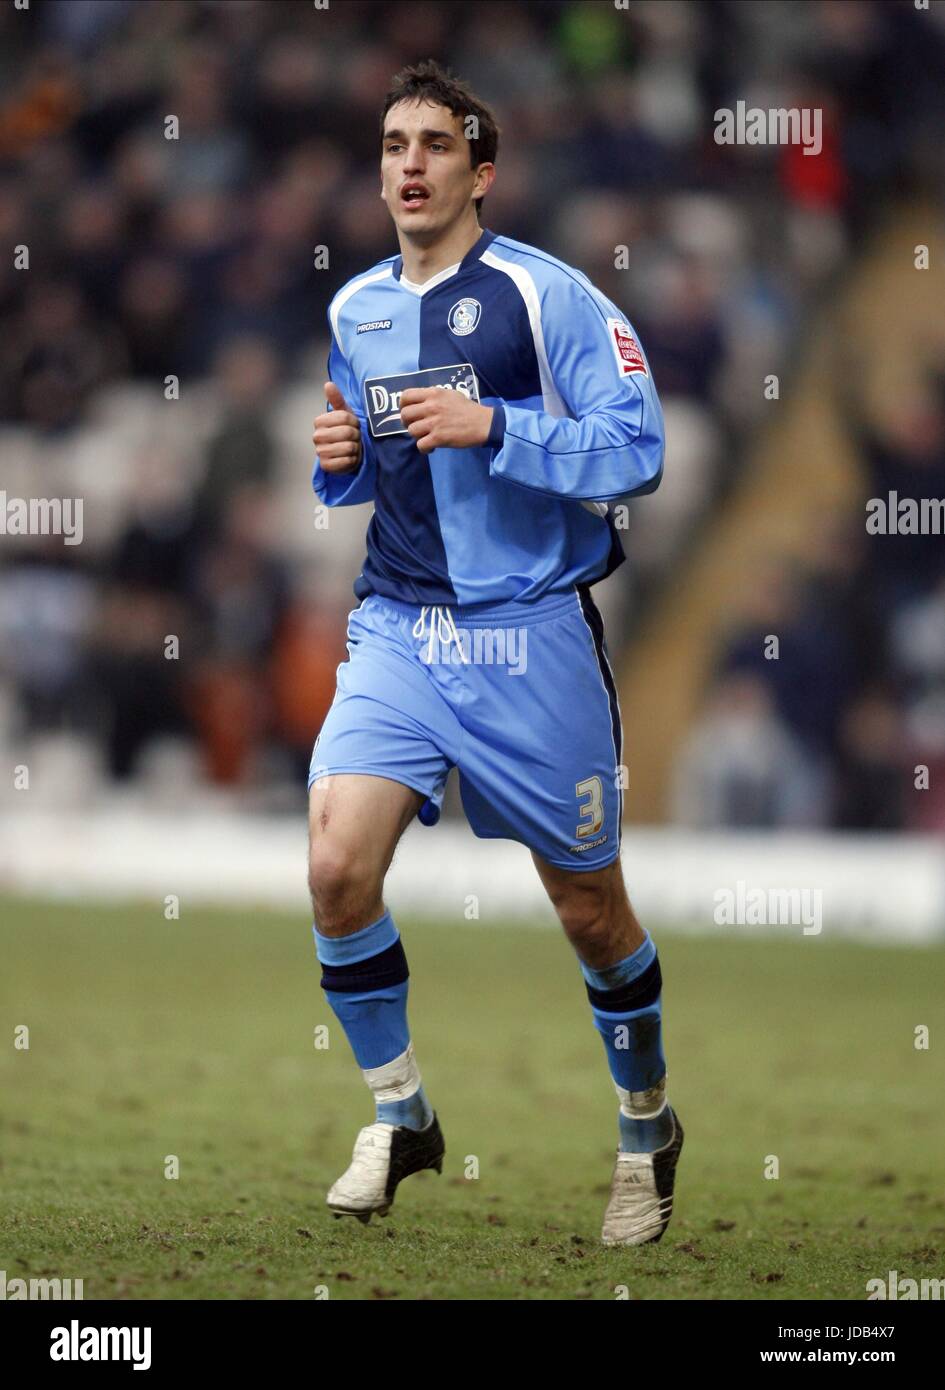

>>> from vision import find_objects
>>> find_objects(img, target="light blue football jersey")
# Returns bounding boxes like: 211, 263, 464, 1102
313, 227, 665, 606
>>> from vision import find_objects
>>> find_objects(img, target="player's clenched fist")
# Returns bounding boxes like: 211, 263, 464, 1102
399, 387, 494, 454
313, 381, 363, 474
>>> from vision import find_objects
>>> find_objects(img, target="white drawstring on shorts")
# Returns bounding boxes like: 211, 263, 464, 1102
412, 605, 468, 664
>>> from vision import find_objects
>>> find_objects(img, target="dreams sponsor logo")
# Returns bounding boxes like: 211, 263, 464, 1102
364, 363, 480, 437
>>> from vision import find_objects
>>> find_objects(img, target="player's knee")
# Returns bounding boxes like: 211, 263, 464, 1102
550, 880, 615, 952
307, 839, 379, 933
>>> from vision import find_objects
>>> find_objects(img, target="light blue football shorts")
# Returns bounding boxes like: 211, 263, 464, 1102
308, 585, 623, 871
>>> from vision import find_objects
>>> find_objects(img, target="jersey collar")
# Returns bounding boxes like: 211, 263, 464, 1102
393, 227, 496, 294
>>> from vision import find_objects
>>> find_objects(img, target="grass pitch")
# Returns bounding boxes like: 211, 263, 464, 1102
1, 894, 943, 1300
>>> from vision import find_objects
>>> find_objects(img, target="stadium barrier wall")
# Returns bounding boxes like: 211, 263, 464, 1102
0, 810, 942, 944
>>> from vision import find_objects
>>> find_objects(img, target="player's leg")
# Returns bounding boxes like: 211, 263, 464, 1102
531, 850, 683, 1246
453, 586, 682, 1242
306, 594, 461, 1221
309, 775, 446, 1220
309, 770, 419, 936
309, 769, 438, 1135
531, 852, 673, 1146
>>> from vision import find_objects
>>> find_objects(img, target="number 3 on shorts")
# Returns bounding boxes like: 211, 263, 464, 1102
575, 776, 604, 838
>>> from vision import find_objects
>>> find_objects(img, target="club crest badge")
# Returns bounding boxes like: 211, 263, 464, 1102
448, 298, 481, 336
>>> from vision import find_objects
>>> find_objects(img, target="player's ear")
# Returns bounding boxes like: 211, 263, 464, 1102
474, 162, 495, 201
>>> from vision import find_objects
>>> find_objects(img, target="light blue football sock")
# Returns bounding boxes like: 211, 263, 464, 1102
315, 911, 433, 1132
581, 930, 674, 1153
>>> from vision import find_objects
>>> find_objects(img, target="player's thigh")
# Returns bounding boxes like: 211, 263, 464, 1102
308, 772, 423, 895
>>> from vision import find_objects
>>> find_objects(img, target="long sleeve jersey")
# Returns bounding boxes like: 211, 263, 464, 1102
313, 227, 664, 606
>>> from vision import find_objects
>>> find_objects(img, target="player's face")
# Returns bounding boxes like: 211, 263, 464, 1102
380, 100, 488, 239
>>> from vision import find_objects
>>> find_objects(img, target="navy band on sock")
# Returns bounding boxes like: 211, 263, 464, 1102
585, 955, 662, 1013
320, 937, 409, 994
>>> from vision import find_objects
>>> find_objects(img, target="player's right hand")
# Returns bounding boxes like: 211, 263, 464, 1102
313, 381, 363, 474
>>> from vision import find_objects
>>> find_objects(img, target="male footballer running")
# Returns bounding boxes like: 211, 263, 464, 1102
308, 60, 682, 1246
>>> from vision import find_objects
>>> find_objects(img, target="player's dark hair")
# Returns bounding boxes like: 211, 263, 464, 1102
380, 59, 500, 217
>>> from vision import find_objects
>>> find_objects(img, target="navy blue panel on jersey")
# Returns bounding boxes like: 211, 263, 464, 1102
356, 430, 457, 604
415, 257, 542, 409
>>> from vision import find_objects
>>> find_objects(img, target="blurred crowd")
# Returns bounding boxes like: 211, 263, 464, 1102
675, 384, 945, 832
0, 0, 943, 824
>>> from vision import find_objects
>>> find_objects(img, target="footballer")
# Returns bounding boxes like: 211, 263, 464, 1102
308, 60, 681, 1246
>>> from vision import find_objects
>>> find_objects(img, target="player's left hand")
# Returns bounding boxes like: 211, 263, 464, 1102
399, 388, 494, 454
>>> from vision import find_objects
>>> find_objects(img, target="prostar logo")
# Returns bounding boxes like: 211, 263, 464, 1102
364, 363, 480, 437
356, 319, 392, 334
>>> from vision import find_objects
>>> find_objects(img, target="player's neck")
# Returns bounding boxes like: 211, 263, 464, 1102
398, 217, 483, 285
